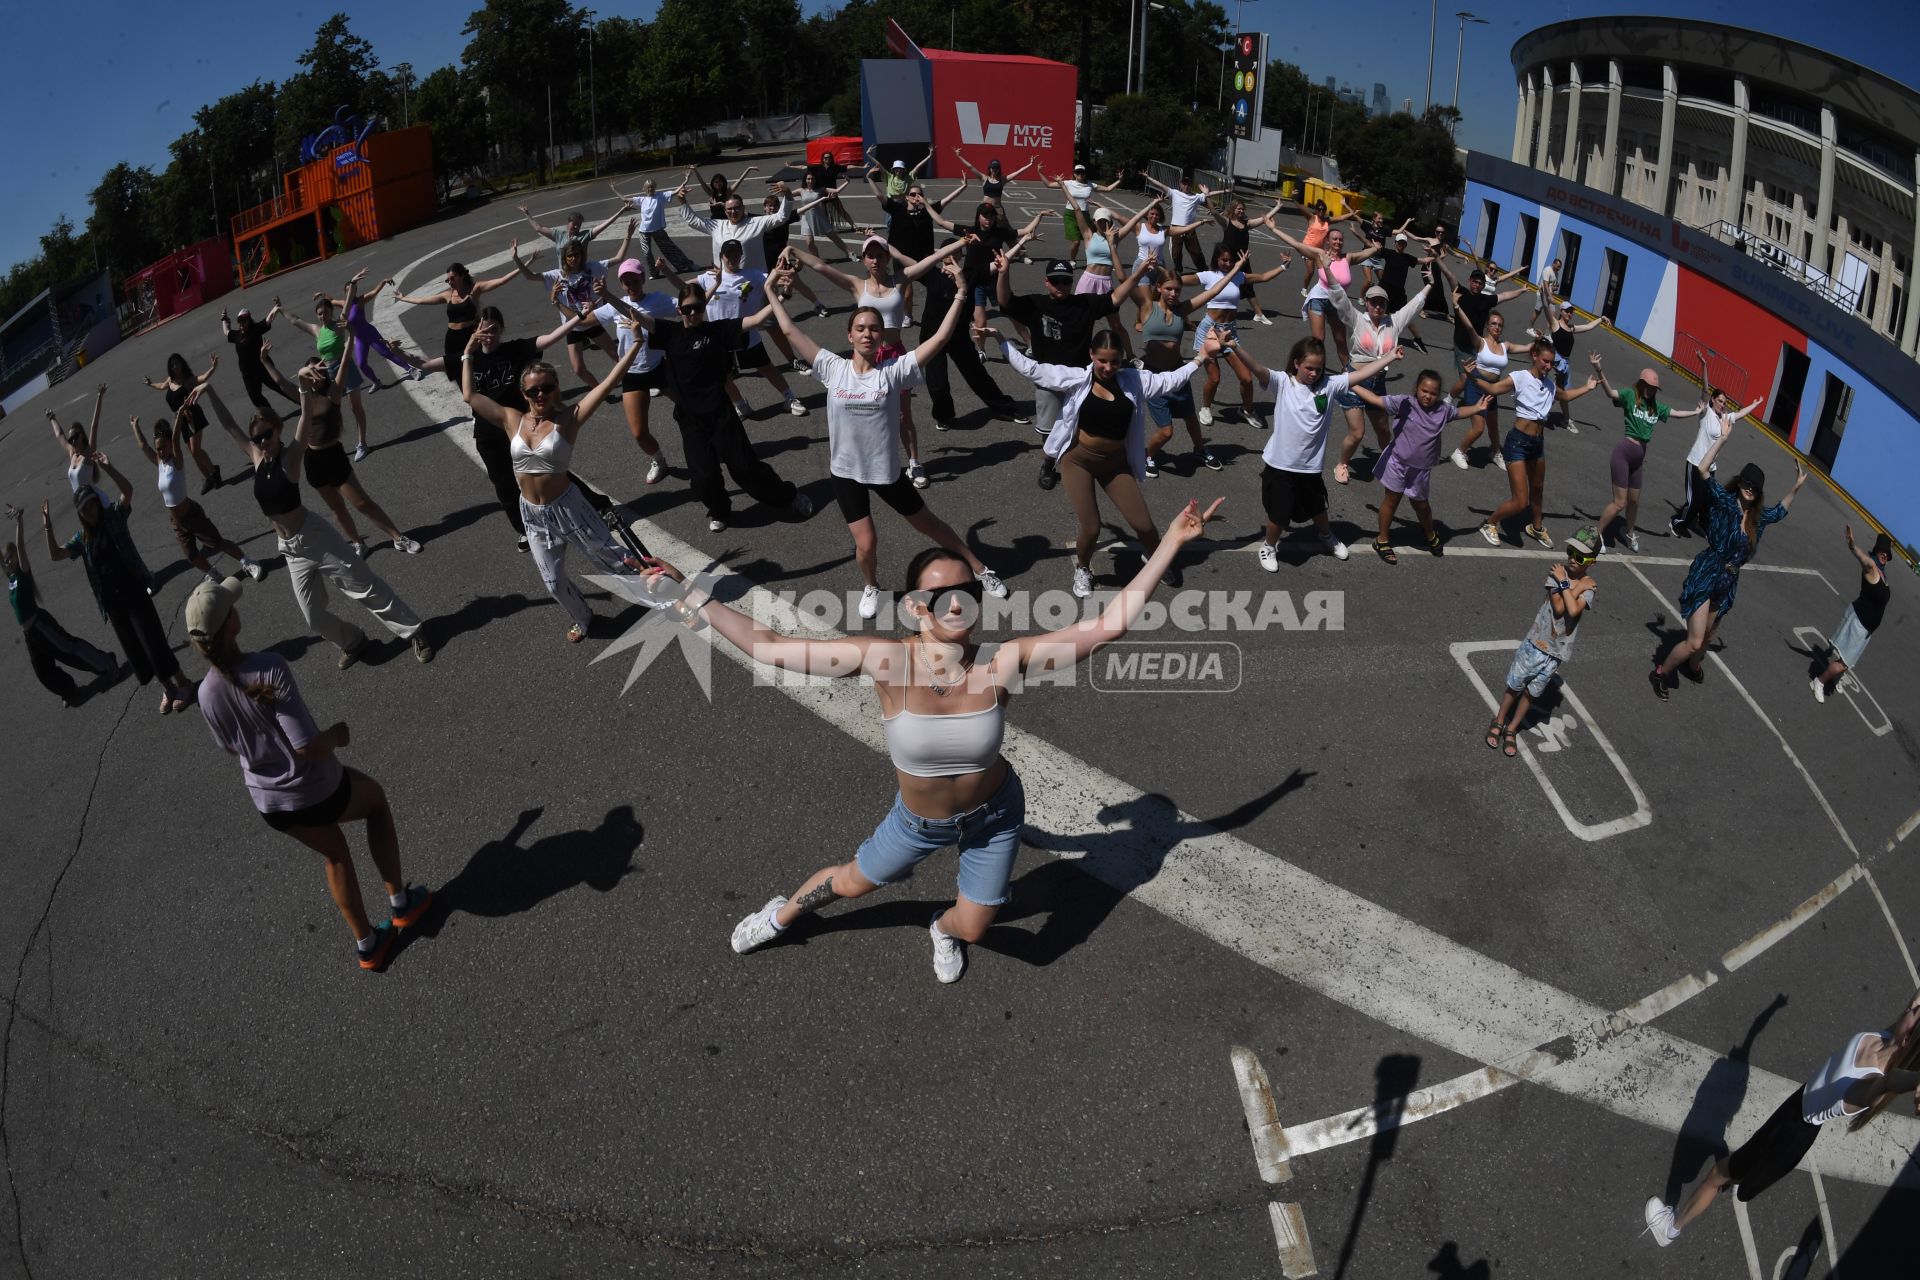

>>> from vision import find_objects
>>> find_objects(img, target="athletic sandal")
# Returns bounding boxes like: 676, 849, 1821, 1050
1425, 531, 1443, 556
1485, 720, 1504, 750
1502, 729, 1518, 758
1335, 461, 1351, 485
158, 692, 174, 716
1372, 539, 1398, 564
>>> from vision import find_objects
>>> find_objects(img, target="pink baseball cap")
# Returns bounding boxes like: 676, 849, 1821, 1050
616, 258, 646, 280
1639, 367, 1660, 387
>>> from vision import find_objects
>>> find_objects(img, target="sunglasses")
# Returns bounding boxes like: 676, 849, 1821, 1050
1567, 552, 1595, 566
678, 304, 701, 316
524, 382, 560, 397
250, 432, 275, 445
907, 580, 985, 611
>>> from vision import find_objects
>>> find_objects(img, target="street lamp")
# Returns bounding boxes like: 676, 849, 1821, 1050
1424, 0, 1437, 112
1136, 1, 1167, 95
585, 11, 599, 177
1449, 11, 1489, 137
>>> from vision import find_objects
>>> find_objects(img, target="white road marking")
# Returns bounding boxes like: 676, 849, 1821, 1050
1808, 1159, 1839, 1280
1896, 808, 1920, 851
1859, 867, 1920, 987
1229, 1046, 1293, 1184
1436, 542, 1830, 581
1268, 1201, 1319, 1278
1733, 1197, 1766, 1280
1793, 625, 1892, 737
1450, 640, 1653, 841
377, 213, 1920, 1191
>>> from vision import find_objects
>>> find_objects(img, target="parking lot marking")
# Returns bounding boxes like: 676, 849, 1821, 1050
1732, 1197, 1766, 1280
1269, 1202, 1319, 1278
1449, 640, 1652, 841
1230, 1046, 1293, 1184
1793, 626, 1892, 737
1433, 543, 1832, 584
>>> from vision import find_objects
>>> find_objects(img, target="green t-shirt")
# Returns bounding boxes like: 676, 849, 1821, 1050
1616, 388, 1669, 443
315, 322, 348, 364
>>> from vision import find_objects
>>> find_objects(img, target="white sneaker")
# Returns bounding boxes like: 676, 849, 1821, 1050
977, 567, 1008, 599
242, 559, 265, 582
1450, 448, 1470, 470
1478, 522, 1499, 547
791, 359, 811, 376
1197, 405, 1214, 426
731, 898, 788, 954
708, 517, 728, 533
1642, 1197, 1677, 1248
352, 444, 368, 463
1321, 532, 1349, 560
1811, 676, 1829, 703
1624, 532, 1642, 554
349, 539, 367, 557
1253, 312, 1274, 326
645, 455, 667, 485
1243, 408, 1265, 430
730, 400, 751, 418
859, 584, 880, 620
647, 386, 660, 398
929, 912, 966, 983
787, 396, 808, 416
1257, 543, 1279, 573
1071, 565, 1093, 598
393, 535, 422, 555
908, 462, 928, 489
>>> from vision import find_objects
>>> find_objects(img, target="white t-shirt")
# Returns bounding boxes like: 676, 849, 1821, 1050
1509, 368, 1556, 421
626, 193, 668, 233
1167, 188, 1207, 224
698, 268, 768, 346
1686, 407, 1727, 468
593, 294, 676, 370
1261, 370, 1351, 473
1196, 270, 1243, 313
813, 350, 924, 484
542, 263, 608, 322
1063, 179, 1095, 213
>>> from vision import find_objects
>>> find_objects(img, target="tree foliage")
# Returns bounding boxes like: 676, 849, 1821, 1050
1333, 106, 1465, 221
1094, 93, 1228, 176
462, 0, 583, 185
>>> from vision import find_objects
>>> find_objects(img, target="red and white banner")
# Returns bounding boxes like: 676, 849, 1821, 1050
929, 56, 1075, 180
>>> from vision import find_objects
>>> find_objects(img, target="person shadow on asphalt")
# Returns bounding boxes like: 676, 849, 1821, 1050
1662, 992, 1789, 1208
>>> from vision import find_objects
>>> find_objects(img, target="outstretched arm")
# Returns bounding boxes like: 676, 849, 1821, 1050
1588, 352, 1617, 400
1109, 255, 1151, 305
910, 263, 971, 364
128, 415, 158, 465
785, 244, 861, 295
932, 176, 968, 213
509, 239, 545, 283
764, 289, 821, 366
640, 558, 889, 679
1777, 462, 1809, 511
87, 384, 106, 451
898, 239, 968, 282
5, 503, 28, 571
585, 206, 626, 244
42, 500, 72, 562
1554, 374, 1603, 406
569, 344, 641, 433
517, 203, 553, 240
533, 312, 588, 350
197, 385, 256, 461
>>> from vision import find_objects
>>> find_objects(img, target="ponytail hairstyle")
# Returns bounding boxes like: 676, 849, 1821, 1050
1284, 336, 1328, 381
192, 624, 277, 706
1089, 330, 1127, 360
448, 262, 475, 291
846, 305, 886, 334
1529, 337, 1555, 359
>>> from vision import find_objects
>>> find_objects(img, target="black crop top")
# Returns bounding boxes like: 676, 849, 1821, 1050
447, 294, 478, 325
1078, 384, 1135, 441
252, 452, 303, 518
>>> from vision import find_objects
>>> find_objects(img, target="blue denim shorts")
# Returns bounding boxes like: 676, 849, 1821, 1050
1505, 642, 1561, 697
855, 767, 1025, 906
1304, 297, 1332, 316
1501, 427, 1545, 464
1333, 369, 1386, 411
971, 284, 991, 308
1147, 382, 1195, 426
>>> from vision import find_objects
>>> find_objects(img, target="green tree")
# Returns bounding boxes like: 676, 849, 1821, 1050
85, 164, 163, 281
1334, 106, 1464, 220
632, 0, 738, 152
1093, 91, 1226, 175
275, 14, 392, 164
413, 65, 491, 198
196, 81, 283, 220
463, 0, 585, 185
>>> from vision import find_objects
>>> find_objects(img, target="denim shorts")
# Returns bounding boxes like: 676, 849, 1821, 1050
1333, 369, 1385, 411
1304, 297, 1332, 316
971, 284, 991, 308
1193, 315, 1239, 357
855, 767, 1025, 906
1147, 382, 1195, 426
1505, 642, 1561, 697
1501, 427, 1545, 464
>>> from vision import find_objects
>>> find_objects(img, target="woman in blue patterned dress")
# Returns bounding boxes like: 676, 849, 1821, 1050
1649, 426, 1806, 700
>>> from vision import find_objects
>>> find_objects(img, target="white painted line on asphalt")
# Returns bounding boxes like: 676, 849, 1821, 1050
1733, 1197, 1766, 1280
1436, 543, 1830, 581
1450, 640, 1653, 842
1793, 626, 1892, 737
1617, 559, 1863, 863
1229, 1045, 1293, 1184
1722, 866, 1863, 972
1808, 1159, 1838, 1280
1268, 1201, 1319, 1278
1897, 808, 1920, 846
1858, 867, 1920, 988
379, 221, 1920, 1192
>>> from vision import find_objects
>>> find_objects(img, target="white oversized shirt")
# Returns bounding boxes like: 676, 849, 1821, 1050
679, 196, 791, 272
1260, 370, 1352, 473
811, 350, 925, 484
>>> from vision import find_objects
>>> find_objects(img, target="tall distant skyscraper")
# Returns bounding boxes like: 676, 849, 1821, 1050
1372, 83, 1389, 116
1325, 75, 1337, 92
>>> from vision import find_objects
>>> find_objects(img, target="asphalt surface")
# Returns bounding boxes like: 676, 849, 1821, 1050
3, 153, 1918, 1278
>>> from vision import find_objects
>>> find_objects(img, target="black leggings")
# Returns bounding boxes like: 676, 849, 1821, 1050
1672, 463, 1713, 534
103, 591, 180, 686
22, 612, 116, 701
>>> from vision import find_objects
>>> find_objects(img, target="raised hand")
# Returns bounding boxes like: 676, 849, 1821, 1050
1588, 352, 1603, 369
1165, 497, 1225, 545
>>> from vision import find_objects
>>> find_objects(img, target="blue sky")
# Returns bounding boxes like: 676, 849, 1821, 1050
3, 1, 1917, 276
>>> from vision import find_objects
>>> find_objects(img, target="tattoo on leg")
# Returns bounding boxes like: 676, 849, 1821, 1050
790, 877, 841, 918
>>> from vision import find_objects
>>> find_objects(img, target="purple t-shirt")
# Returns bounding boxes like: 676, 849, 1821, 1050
199, 652, 342, 813
1380, 394, 1454, 471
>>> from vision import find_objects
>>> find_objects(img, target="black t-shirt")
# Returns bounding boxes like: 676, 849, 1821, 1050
1002, 292, 1117, 365
1854, 568, 1891, 633
226, 321, 270, 370
650, 318, 745, 420
1453, 289, 1494, 352
1377, 250, 1419, 294
884, 199, 936, 261
470, 337, 541, 413
764, 218, 791, 262
1220, 220, 1251, 257
962, 225, 1016, 287
917, 263, 960, 329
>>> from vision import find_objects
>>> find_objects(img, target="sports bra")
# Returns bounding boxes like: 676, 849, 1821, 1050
858, 282, 908, 332
1078, 384, 1135, 441
1476, 340, 1511, 375
511, 422, 573, 475
1134, 225, 1167, 265
447, 294, 478, 326
882, 701, 1006, 778
1085, 235, 1114, 269
1801, 1032, 1884, 1125
156, 458, 187, 508
252, 453, 302, 518
981, 177, 1006, 198
1141, 303, 1188, 346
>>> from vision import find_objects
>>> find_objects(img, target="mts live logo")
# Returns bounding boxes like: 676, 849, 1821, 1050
956, 102, 1053, 149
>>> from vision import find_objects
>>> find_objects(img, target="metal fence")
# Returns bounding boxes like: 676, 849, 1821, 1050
1674, 329, 1750, 405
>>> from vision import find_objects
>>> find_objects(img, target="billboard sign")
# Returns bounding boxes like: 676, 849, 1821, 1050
1230, 32, 1263, 141
930, 57, 1075, 178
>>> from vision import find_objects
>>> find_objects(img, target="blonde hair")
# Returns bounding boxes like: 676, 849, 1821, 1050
192, 628, 276, 706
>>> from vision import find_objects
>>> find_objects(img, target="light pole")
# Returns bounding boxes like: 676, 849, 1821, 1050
1125, 0, 1135, 95
1424, 0, 1437, 112
1137, 1, 1164, 95
585, 11, 599, 177
1449, 11, 1489, 137
395, 62, 412, 128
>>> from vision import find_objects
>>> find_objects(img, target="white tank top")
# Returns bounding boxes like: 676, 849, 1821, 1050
1134, 225, 1167, 266
1509, 369, 1555, 421
881, 702, 1005, 778
858, 281, 908, 333
156, 458, 187, 508
1801, 1032, 1884, 1125
510, 423, 573, 476
1477, 339, 1510, 375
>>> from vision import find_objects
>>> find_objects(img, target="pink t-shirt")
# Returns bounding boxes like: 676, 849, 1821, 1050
199, 652, 343, 813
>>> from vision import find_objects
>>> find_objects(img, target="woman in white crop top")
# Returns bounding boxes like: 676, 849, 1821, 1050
1645, 988, 1920, 1248
789, 235, 969, 489
129, 407, 263, 586
646, 499, 1224, 984
1467, 339, 1600, 548
462, 329, 662, 644
1443, 269, 1533, 466
1177, 247, 1289, 429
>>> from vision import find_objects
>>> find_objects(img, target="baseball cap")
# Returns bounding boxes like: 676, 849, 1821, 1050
236, 306, 252, 318
616, 258, 646, 280
1565, 526, 1600, 558
1093, 207, 1114, 225
891, 160, 907, 170
1393, 233, 1408, 243
1073, 163, 1088, 172
187, 574, 246, 639
719, 238, 744, 260
1044, 259, 1075, 280
1638, 367, 1660, 388
1364, 285, 1389, 301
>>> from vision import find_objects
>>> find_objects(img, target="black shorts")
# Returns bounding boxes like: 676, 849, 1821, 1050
174, 405, 207, 437
261, 770, 354, 832
621, 363, 670, 395
1724, 1087, 1822, 1203
1261, 465, 1328, 526
567, 323, 608, 348
733, 342, 773, 372
832, 474, 924, 523
305, 443, 354, 489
